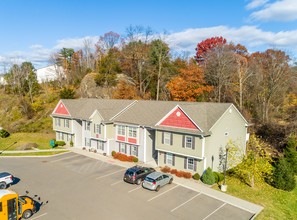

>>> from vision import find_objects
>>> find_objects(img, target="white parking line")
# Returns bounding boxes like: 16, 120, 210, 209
128, 186, 142, 193
30, 213, 48, 220
50, 154, 80, 163
147, 185, 179, 202
171, 193, 201, 212
111, 180, 122, 186
95, 169, 125, 179
202, 203, 226, 220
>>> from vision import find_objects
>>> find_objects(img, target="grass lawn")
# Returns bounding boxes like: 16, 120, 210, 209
212, 176, 297, 219
0, 132, 56, 150
0, 150, 69, 156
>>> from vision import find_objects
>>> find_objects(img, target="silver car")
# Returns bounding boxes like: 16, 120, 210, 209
142, 172, 173, 192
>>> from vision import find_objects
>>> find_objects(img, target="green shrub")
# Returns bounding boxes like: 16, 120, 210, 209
192, 173, 200, 180
272, 158, 296, 191
70, 140, 74, 147
284, 135, 297, 175
111, 151, 116, 157
0, 129, 10, 138
213, 172, 219, 183
201, 167, 216, 185
55, 141, 66, 146
133, 157, 138, 163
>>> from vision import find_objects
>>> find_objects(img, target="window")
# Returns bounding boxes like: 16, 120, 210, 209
55, 118, 61, 126
119, 143, 126, 153
163, 132, 171, 145
96, 124, 101, 134
166, 153, 173, 165
131, 145, 138, 156
64, 119, 69, 128
187, 158, 194, 170
85, 121, 90, 131
185, 136, 193, 148
117, 125, 125, 136
96, 141, 104, 151
128, 127, 137, 138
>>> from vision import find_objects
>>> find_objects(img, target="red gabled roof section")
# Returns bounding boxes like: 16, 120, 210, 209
53, 101, 70, 116
159, 107, 200, 131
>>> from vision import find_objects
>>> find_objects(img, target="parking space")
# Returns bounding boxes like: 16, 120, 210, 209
1, 152, 255, 220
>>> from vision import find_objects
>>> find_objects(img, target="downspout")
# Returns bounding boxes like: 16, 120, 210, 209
202, 136, 206, 171
143, 127, 147, 163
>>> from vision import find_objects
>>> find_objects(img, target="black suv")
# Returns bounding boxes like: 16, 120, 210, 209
123, 166, 155, 185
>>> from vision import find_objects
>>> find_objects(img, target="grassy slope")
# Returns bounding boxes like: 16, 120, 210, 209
213, 176, 297, 219
0, 132, 56, 150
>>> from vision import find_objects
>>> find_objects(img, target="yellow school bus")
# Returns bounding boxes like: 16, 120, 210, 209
0, 189, 36, 220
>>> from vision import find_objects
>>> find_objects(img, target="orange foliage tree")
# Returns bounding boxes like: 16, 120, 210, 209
166, 59, 213, 101
112, 80, 139, 99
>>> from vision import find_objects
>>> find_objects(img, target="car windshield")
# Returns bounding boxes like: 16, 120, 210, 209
145, 177, 155, 182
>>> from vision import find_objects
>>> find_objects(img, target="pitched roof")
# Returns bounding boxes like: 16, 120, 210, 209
52, 99, 135, 122
113, 100, 232, 132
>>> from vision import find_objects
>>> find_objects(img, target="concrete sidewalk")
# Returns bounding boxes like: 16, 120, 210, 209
69, 147, 263, 218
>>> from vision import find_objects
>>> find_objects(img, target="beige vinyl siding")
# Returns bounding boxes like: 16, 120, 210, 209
205, 105, 247, 172
155, 130, 203, 158
158, 151, 204, 175
53, 117, 72, 133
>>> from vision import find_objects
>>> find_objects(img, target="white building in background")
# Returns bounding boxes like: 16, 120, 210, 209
36, 65, 64, 83
0, 74, 6, 85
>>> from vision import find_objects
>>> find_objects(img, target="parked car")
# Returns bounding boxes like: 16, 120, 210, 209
142, 172, 173, 192
123, 166, 155, 185
0, 172, 14, 189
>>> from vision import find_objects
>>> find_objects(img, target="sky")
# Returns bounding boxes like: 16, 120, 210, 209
0, 0, 297, 72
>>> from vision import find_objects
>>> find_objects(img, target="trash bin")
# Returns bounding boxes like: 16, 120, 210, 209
50, 139, 56, 148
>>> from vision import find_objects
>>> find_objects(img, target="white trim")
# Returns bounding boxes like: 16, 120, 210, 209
203, 157, 207, 171
109, 100, 138, 121
143, 128, 147, 163
52, 100, 71, 117
156, 149, 203, 160
89, 109, 104, 121
114, 122, 140, 128
53, 129, 73, 134
155, 105, 203, 132
209, 104, 248, 131
202, 136, 205, 158
104, 124, 107, 141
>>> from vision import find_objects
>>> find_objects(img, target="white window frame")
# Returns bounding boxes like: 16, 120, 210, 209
96, 141, 104, 151
187, 158, 194, 170
55, 118, 61, 126
164, 132, 171, 145
85, 121, 90, 131
128, 127, 137, 138
64, 119, 69, 128
166, 153, 173, 165
117, 125, 125, 136
119, 143, 125, 153
96, 124, 101, 134
131, 145, 137, 156
185, 136, 193, 148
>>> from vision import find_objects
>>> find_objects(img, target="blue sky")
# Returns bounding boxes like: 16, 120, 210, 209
0, 0, 297, 71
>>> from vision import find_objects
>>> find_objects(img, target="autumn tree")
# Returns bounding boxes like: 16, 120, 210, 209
247, 49, 291, 123
166, 59, 212, 101
112, 80, 139, 99
149, 39, 170, 100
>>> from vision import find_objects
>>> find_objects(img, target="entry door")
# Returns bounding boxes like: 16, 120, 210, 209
7, 198, 17, 220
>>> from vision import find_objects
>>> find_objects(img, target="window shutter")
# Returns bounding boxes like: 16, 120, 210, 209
130, 145, 132, 156
94, 124, 96, 133
99, 124, 101, 134
162, 132, 164, 144
164, 153, 166, 164
182, 135, 185, 148
170, 133, 173, 145
184, 157, 187, 169
194, 159, 197, 171
136, 146, 138, 157
192, 137, 195, 150
172, 155, 175, 166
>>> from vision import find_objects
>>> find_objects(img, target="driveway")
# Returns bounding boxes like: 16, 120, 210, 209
2, 152, 254, 220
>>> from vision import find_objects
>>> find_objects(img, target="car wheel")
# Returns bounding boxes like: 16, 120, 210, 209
155, 185, 160, 192
22, 210, 32, 219
0, 182, 7, 189
136, 178, 142, 185
169, 178, 173, 184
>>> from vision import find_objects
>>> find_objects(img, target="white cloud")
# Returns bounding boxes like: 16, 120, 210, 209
249, 0, 297, 21
1, 26, 297, 73
246, 0, 269, 10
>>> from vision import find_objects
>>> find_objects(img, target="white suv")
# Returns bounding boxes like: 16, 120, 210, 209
0, 172, 14, 189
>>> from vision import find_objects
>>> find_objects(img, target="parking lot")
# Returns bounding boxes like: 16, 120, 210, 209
1, 152, 255, 220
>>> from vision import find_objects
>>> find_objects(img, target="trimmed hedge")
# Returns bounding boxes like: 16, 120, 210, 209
192, 173, 200, 180
55, 141, 66, 146
161, 166, 192, 179
112, 152, 138, 163
201, 167, 216, 185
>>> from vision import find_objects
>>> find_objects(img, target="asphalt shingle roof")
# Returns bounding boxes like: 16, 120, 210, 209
53, 99, 235, 132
